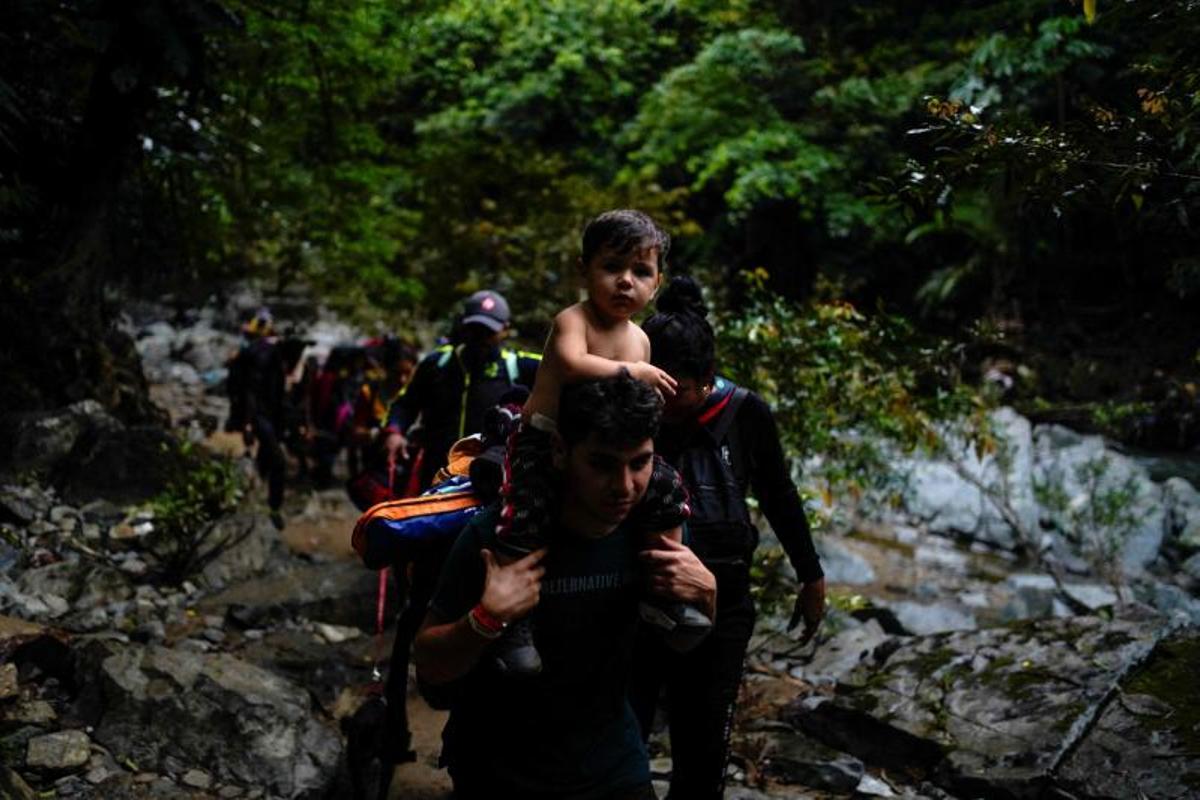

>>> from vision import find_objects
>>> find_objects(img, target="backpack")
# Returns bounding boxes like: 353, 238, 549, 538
676, 384, 757, 566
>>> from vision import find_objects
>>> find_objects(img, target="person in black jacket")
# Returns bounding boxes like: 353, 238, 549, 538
629, 276, 826, 800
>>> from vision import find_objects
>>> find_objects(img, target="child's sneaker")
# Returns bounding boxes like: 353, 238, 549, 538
638, 599, 712, 653
492, 617, 543, 676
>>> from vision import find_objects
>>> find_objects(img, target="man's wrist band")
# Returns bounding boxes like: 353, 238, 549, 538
467, 605, 506, 639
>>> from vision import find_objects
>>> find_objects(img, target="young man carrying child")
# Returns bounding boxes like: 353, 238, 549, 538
492, 209, 714, 674
414, 373, 717, 799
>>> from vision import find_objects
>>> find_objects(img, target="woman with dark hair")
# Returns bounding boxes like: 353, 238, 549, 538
632, 276, 826, 800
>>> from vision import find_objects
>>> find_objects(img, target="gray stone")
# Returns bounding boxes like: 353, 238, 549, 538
788, 619, 890, 687
914, 544, 969, 573
1164, 476, 1200, 548
885, 601, 976, 635
1135, 581, 1200, 625
181, 768, 212, 789
1061, 583, 1118, 611
762, 731, 865, 791
8, 699, 57, 724
2, 400, 122, 473
83, 641, 341, 798
26, 729, 91, 770
856, 773, 898, 796
901, 407, 1037, 549
1056, 631, 1200, 800
0, 767, 38, 800
1183, 552, 1200, 581
1033, 426, 1165, 574
813, 537, 875, 585
0, 662, 17, 699
789, 616, 1175, 798
0, 484, 52, 525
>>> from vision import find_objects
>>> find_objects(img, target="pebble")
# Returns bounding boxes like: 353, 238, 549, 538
181, 769, 212, 789
0, 663, 18, 700
25, 729, 91, 770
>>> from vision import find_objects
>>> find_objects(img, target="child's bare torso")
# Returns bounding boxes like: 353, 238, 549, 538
525, 301, 648, 421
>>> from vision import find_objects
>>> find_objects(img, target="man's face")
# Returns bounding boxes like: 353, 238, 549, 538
557, 432, 654, 534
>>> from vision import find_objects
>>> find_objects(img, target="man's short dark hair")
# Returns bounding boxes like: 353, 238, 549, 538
581, 209, 671, 273
559, 371, 662, 448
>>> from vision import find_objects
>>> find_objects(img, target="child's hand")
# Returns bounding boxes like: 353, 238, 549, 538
630, 361, 678, 397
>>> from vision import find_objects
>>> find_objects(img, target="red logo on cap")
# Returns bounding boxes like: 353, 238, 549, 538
482, 297, 495, 310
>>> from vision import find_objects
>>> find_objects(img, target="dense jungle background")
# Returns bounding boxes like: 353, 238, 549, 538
3, 0, 1198, 442
3, 1, 1200, 799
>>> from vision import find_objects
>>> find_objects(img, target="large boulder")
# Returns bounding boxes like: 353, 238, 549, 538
53, 424, 183, 506
76, 640, 342, 798
786, 616, 1189, 798
1033, 426, 1166, 574
901, 407, 1037, 550
0, 401, 121, 474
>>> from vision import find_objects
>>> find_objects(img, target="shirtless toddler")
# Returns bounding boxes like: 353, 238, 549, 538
491, 209, 712, 675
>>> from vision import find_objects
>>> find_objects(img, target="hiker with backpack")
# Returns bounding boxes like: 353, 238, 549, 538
629, 276, 827, 800
384, 290, 541, 490
371, 290, 539, 770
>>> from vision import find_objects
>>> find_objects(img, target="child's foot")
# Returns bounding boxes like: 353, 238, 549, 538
492, 617, 542, 676
639, 599, 712, 653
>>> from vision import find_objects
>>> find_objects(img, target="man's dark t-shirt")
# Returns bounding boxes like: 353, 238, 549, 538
428, 507, 650, 798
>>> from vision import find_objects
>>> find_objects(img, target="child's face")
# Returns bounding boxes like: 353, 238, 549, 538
581, 245, 661, 320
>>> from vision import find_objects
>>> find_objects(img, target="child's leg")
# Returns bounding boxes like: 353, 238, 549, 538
495, 414, 558, 561
633, 458, 712, 652
490, 413, 558, 676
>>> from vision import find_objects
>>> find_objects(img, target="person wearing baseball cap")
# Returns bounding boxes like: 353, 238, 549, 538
460, 290, 512, 333
375, 288, 540, 769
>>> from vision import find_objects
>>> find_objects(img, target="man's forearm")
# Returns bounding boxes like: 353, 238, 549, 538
413, 613, 493, 685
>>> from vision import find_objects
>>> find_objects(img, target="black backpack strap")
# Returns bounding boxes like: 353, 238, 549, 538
709, 386, 749, 443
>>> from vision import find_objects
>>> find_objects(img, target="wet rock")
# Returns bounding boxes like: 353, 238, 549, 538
181, 768, 213, 789
1060, 583, 1118, 611
0, 400, 121, 474
1183, 552, 1200, 581
1164, 476, 1200, 548
787, 616, 1174, 798
883, 601, 976, 635
77, 640, 341, 798
1033, 426, 1165, 574
1056, 632, 1200, 800
902, 407, 1036, 550
196, 514, 286, 592
0, 766, 38, 800
787, 619, 890, 687
199, 559, 391, 629
0, 485, 51, 525
8, 698, 58, 725
761, 730, 865, 791
55, 424, 182, 506
814, 538, 876, 585
26, 729, 91, 770
0, 661, 17, 699
1134, 580, 1200, 625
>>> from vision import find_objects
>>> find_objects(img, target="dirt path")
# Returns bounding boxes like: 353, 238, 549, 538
270, 476, 454, 798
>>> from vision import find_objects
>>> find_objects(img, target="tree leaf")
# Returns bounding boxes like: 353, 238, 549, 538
1083, 0, 1097, 24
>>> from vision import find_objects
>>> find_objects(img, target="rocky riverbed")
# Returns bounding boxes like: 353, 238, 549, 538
2, 298, 1198, 799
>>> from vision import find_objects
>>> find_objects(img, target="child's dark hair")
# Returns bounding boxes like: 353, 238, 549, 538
581, 209, 671, 272
643, 276, 716, 382
559, 370, 662, 448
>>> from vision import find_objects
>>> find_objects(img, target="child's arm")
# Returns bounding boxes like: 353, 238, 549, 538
548, 308, 677, 395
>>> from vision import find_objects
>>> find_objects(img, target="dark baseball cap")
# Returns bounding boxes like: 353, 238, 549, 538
461, 290, 511, 332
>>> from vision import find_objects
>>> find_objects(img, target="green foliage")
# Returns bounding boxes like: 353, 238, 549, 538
145, 441, 244, 583
718, 277, 979, 504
